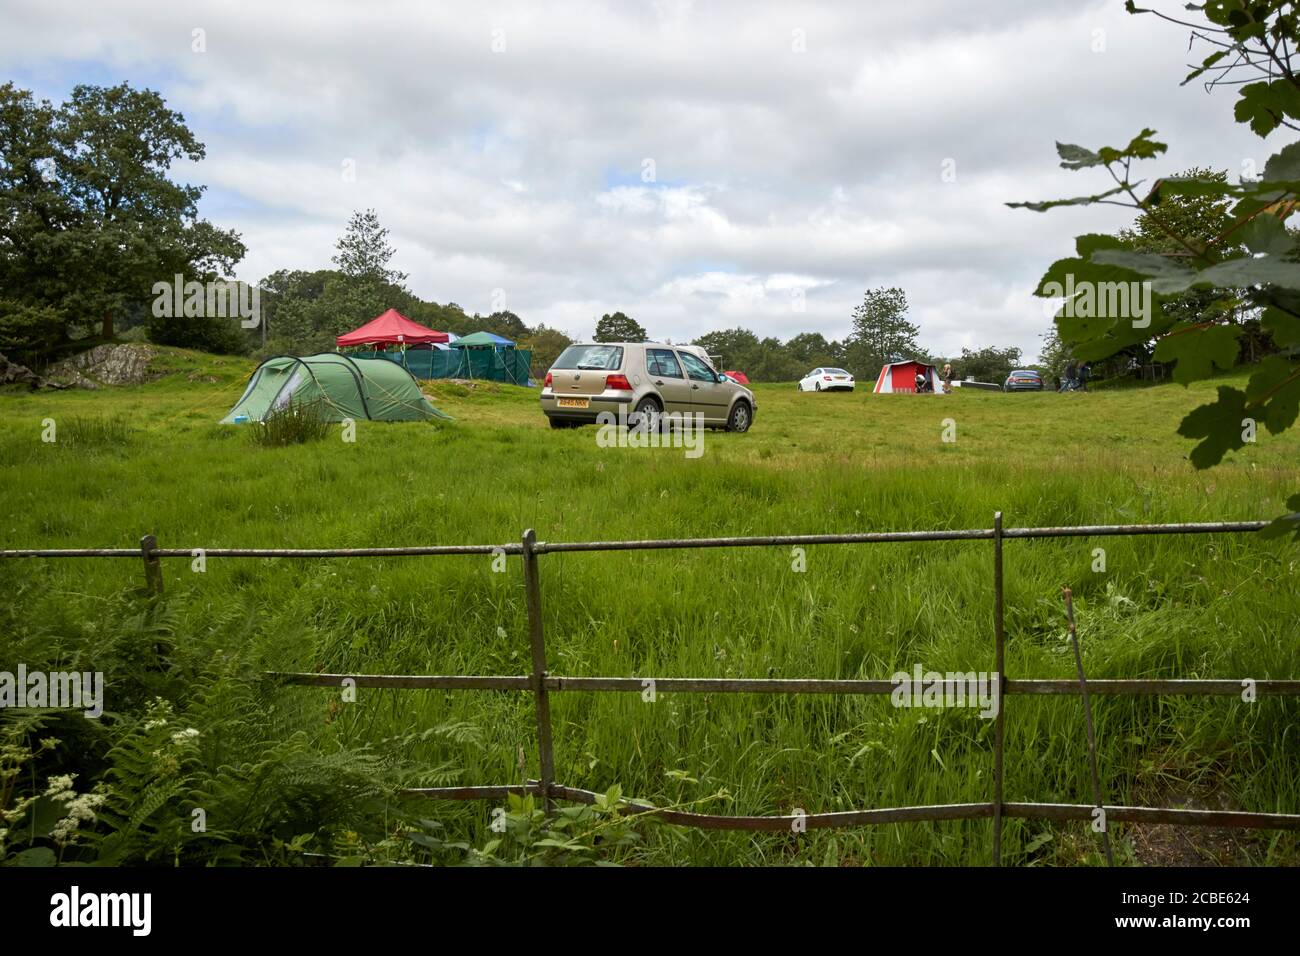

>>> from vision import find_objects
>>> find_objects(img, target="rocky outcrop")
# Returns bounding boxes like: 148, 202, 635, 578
0, 353, 63, 389
47, 344, 158, 389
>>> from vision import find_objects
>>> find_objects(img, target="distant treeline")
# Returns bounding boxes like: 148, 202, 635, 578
0, 81, 1029, 383
689, 327, 1029, 386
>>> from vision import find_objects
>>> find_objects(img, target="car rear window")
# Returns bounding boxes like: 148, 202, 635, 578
552, 345, 624, 370
825, 368, 849, 375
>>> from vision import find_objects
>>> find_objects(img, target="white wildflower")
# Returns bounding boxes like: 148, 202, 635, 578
43, 774, 77, 801
50, 788, 106, 845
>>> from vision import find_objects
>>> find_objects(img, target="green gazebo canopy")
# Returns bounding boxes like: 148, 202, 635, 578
452, 331, 515, 348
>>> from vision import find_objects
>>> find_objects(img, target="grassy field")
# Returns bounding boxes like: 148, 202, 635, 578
1, 347, 1297, 866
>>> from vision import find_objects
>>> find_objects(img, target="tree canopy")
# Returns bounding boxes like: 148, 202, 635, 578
332, 208, 407, 287
0, 81, 244, 359
846, 287, 921, 374
594, 311, 647, 342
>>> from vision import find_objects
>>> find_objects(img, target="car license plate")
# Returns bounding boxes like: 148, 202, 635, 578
557, 397, 589, 409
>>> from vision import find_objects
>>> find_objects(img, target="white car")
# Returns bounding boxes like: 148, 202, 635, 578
798, 367, 855, 392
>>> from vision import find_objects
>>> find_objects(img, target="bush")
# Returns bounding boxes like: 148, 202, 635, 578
0, 299, 66, 364
249, 399, 331, 447
146, 311, 250, 356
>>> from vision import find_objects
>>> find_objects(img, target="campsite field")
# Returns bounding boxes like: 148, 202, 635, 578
1, 348, 1297, 866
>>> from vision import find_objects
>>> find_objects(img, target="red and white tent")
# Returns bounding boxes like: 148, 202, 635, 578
336, 309, 450, 348
873, 360, 943, 394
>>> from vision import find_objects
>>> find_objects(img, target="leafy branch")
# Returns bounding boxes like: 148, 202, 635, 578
1010, 1, 1300, 537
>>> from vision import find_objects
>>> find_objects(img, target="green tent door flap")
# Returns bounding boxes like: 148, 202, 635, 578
221, 354, 453, 423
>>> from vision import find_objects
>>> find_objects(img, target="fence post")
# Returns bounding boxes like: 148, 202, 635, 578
140, 534, 164, 595
992, 512, 1005, 865
521, 528, 556, 812
1063, 586, 1114, 865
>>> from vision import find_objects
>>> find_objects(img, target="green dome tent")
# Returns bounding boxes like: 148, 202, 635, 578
221, 354, 452, 423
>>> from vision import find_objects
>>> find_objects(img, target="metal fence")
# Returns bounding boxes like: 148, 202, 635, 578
4, 514, 1298, 865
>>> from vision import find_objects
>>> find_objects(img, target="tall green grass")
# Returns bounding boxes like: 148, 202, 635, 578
0, 349, 1296, 865
248, 399, 331, 448
57, 414, 132, 449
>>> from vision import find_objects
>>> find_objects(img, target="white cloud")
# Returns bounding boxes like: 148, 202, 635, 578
0, 0, 1267, 359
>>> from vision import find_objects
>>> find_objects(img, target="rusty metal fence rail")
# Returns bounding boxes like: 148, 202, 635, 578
4, 515, 1298, 865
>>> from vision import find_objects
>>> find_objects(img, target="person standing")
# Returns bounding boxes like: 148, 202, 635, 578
1079, 361, 1091, 391
1064, 360, 1078, 391
942, 363, 953, 393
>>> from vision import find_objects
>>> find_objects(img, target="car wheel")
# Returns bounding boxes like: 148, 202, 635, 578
548, 417, 573, 429
815, 382, 822, 392
631, 396, 662, 432
726, 401, 752, 433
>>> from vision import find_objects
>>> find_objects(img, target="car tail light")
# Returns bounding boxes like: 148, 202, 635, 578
823, 375, 832, 381
605, 373, 632, 391
544, 371, 552, 387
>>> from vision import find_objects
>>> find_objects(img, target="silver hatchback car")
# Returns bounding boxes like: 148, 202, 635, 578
541, 342, 756, 431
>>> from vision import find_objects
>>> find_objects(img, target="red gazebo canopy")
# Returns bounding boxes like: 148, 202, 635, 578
336, 309, 449, 347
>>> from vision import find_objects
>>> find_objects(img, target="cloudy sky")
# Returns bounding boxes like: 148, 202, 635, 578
0, 1, 1272, 359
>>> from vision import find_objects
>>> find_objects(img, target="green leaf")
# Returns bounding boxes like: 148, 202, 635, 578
1090, 249, 1196, 282
1198, 0, 1261, 35
1177, 386, 1251, 468
6, 846, 57, 867
822, 836, 841, 868
1041, 129, 1161, 171
1246, 356, 1300, 434
1183, 47, 1230, 85
1056, 142, 1103, 170
1076, 233, 1128, 257
1034, 247, 1174, 356
1034, 244, 1149, 299
1193, 256, 1300, 291
1056, 310, 1124, 351
1025, 831, 1054, 854
1259, 494, 1300, 542
1240, 213, 1295, 255
19, 795, 66, 840
1261, 306, 1300, 347
1152, 176, 1242, 201
1227, 190, 1298, 232
406, 832, 445, 850
1234, 80, 1300, 137
1153, 323, 1241, 383
1006, 185, 1126, 212
534, 838, 592, 852
1263, 141, 1300, 182
1096, 128, 1166, 163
